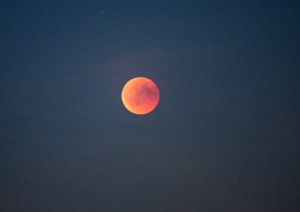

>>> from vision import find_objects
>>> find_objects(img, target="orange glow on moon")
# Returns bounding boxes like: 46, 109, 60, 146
121, 77, 160, 115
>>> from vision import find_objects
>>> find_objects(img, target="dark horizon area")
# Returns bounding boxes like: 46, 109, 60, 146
1, 0, 299, 211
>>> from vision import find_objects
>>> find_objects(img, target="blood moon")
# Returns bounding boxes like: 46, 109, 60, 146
121, 77, 160, 115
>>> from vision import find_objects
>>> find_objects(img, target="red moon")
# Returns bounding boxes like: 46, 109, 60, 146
121, 77, 160, 115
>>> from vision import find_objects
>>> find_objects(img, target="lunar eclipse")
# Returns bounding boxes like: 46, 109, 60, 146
121, 77, 160, 115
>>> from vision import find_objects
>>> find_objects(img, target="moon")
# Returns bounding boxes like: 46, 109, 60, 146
121, 77, 160, 115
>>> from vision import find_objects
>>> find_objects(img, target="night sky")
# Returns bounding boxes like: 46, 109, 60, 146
1, 0, 300, 211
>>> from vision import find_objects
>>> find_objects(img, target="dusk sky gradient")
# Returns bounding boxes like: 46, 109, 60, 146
1, 0, 300, 211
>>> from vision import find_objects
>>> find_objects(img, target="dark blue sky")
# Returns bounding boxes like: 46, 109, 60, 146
1, 0, 300, 211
